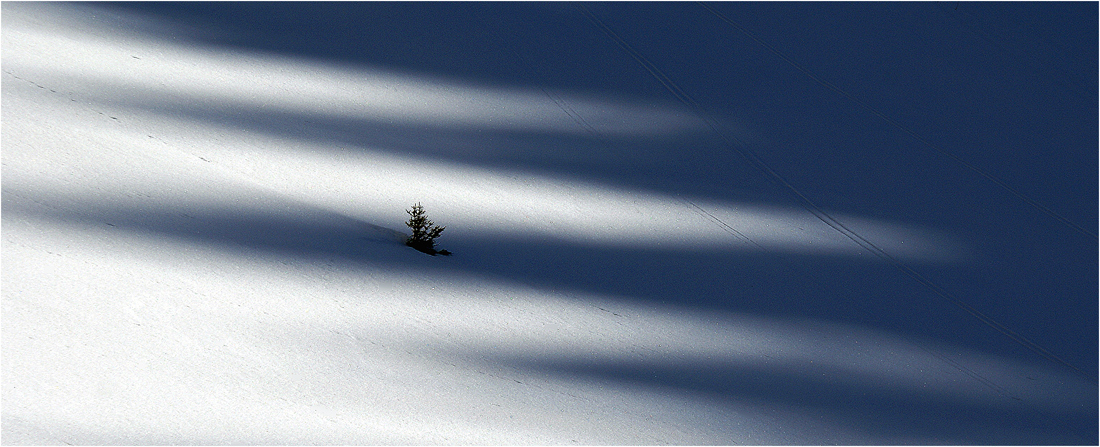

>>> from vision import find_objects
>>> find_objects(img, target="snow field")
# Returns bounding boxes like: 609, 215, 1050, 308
3, 2, 1095, 444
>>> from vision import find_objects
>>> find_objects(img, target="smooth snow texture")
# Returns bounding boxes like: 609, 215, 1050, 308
3, 2, 1095, 445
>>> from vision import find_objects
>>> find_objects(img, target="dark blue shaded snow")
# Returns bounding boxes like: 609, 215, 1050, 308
12, 2, 1098, 444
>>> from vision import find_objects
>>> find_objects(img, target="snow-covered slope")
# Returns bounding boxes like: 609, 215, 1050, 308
3, 2, 1095, 444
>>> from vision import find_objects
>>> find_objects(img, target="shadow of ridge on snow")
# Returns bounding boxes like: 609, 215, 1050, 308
479, 353, 1095, 445
84, 2, 681, 100
5, 190, 1095, 383
77, 92, 763, 218
7, 2, 1097, 444
70, 1, 1099, 234
5, 188, 1097, 444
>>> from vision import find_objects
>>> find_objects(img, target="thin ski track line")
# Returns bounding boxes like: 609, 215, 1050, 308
578, 5, 765, 251
495, 9, 758, 252
698, 2, 1096, 241
543, 87, 604, 141
683, 198, 762, 249
577, 5, 695, 108
579, 4, 1090, 380
916, 343, 1014, 399
490, 15, 607, 143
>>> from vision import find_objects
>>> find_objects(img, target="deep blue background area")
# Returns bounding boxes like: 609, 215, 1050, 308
103, 2, 1097, 225
91, 2, 1097, 442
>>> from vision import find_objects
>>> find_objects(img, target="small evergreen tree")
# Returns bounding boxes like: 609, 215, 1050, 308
405, 202, 448, 255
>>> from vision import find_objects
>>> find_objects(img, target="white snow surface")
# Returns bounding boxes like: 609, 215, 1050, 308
2, 3, 1095, 445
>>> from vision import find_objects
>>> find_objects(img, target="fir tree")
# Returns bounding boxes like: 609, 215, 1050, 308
405, 203, 448, 255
